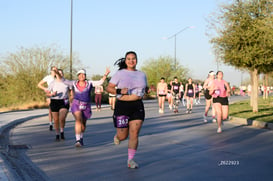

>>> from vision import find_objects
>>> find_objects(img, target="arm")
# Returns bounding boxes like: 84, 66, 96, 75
193, 84, 196, 98
184, 84, 188, 97
225, 81, 231, 97
37, 79, 47, 92
91, 67, 111, 87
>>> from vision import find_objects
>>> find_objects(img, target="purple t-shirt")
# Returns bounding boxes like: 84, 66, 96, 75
72, 79, 104, 103
110, 69, 148, 98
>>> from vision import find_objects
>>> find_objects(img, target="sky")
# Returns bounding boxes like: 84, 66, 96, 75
0, 0, 245, 86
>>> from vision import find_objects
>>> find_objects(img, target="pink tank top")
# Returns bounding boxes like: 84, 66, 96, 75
213, 79, 227, 98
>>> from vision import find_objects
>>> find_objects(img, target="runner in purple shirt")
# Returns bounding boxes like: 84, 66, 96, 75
107, 51, 149, 169
71, 68, 110, 147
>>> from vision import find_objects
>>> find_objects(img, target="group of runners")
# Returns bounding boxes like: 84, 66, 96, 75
156, 70, 230, 133
38, 51, 147, 169
38, 51, 230, 169
157, 77, 202, 114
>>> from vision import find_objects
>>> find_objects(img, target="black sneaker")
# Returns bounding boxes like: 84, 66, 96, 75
56, 135, 60, 141
49, 125, 53, 131
60, 132, 65, 140
80, 138, 84, 146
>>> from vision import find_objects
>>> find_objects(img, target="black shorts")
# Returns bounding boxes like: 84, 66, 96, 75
204, 89, 212, 99
195, 92, 199, 97
158, 94, 166, 97
113, 100, 145, 128
213, 97, 229, 105
50, 99, 70, 112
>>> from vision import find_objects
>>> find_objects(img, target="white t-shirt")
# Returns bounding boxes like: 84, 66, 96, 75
42, 75, 55, 86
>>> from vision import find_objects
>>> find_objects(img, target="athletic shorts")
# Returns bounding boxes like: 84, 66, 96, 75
71, 99, 92, 120
50, 99, 70, 112
213, 97, 229, 105
195, 92, 199, 97
113, 100, 145, 128
158, 94, 166, 97
187, 92, 194, 97
204, 89, 212, 99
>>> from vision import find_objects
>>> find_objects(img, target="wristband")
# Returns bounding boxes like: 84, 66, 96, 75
116, 89, 122, 95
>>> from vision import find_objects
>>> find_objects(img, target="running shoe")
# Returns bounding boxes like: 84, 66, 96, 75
186, 109, 189, 114
114, 135, 120, 145
60, 132, 65, 140
80, 138, 84, 146
169, 105, 172, 110
49, 125, 53, 131
217, 127, 222, 133
212, 118, 217, 123
189, 109, 192, 113
128, 159, 138, 169
55, 135, 60, 141
203, 115, 207, 123
75, 140, 82, 147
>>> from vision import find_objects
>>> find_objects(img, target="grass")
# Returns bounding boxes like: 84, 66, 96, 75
229, 96, 273, 123
0, 101, 48, 113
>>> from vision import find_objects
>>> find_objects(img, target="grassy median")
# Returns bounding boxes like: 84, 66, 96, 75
229, 96, 273, 123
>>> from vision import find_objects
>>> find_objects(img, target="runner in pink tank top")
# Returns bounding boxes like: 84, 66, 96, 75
210, 71, 230, 133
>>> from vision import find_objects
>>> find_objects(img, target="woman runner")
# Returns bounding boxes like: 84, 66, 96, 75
157, 77, 168, 113
210, 71, 231, 133
71, 68, 110, 147
107, 51, 148, 169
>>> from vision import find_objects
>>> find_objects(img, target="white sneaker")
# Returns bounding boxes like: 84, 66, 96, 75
169, 105, 172, 110
217, 127, 222, 133
128, 159, 138, 169
212, 118, 217, 123
203, 115, 207, 123
113, 135, 120, 145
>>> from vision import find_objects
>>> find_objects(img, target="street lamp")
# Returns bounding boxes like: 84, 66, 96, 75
69, 0, 73, 80
166, 26, 194, 70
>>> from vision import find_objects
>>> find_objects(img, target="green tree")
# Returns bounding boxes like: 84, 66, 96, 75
0, 45, 82, 107
209, 0, 273, 112
140, 56, 189, 87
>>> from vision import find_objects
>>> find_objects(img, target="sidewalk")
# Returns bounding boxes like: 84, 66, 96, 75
0, 109, 49, 180
0, 104, 110, 180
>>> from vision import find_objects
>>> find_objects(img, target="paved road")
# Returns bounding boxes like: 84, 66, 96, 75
2, 97, 273, 180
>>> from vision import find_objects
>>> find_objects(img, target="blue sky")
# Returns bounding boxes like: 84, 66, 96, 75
0, 0, 244, 86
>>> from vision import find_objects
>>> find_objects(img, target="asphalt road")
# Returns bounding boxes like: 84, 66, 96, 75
3, 97, 273, 181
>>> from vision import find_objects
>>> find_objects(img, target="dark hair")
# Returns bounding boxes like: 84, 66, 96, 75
160, 77, 165, 80
114, 51, 137, 70
216, 70, 223, 75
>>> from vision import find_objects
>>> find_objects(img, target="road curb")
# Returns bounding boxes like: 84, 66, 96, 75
229, 116, 272, 130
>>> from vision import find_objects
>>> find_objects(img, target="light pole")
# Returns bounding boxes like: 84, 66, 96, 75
69, 0, 73, 80
167, 26, 194, 70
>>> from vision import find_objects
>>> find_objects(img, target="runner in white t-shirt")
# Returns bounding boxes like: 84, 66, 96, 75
38, 66, 56, 131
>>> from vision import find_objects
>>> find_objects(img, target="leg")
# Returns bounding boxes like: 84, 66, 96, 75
213, 102, 222, 132
128, 120, 143, 150
59, 108, 68, 139
98, 94, 102, 110
222, 105, 229, 121
161, 96, 165, 112
52, 112, 60, 139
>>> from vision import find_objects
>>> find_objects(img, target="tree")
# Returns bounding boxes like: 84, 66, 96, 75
209, 0, 273, 112
0, 45, 82, 107
140, 56, 189, 87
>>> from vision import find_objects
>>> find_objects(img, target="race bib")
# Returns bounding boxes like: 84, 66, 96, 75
214, 89, 221, 96
115, 115, 129, 128
130, 88, 145, 97
159, 90, 165, 94
188, 89, 193, 94
64, 99, 69, 106
79, 103, 87, 110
